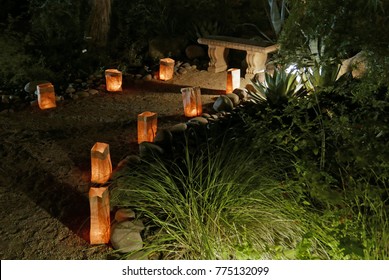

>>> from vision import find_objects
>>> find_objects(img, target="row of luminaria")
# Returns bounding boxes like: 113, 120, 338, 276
33, 58, 242, 245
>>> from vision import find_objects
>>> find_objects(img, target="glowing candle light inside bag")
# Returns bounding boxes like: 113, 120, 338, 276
137, 111, 158, 144
226, 68, 241, 93
159, 58, 175, 81
37, 83, 56, 110
91, 142, 112, 184
181, 87, 202, 117
89, 186, 110, 244
105, 69, 122, 92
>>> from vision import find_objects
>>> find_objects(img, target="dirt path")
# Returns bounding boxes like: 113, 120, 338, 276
0, 70, 251, 259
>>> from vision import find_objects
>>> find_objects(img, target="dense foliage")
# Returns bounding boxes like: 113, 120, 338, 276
278, 0, 389, 85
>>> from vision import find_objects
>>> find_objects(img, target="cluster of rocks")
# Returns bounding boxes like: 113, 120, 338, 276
110, 208, 146, 258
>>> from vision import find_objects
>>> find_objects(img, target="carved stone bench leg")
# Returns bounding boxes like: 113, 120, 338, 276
207, 45, 229, 73
245, 51, 268, 80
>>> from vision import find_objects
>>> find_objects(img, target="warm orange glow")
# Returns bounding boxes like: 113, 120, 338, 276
89, 186, 110, 244
181, 87, 202, 117
37, 83, 56, 110
137, 111, 157, 144
91, 142, 112, 184
226, 68, 241, 93
159, 58, 175, 81
105, 69, 122, 92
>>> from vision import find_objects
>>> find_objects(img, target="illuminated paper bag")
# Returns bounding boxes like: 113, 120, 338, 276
226, 68, 241, 93
37, 83, 56, 110
91, 142, 112, 184
138, 111, 158, 144
89, 186, 110, 244
159, 58, 175, 81
181, 86, 202, 117
105, 69, 122, 92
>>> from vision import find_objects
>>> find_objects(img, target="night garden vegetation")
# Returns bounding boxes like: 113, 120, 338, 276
111, 1, 388, 259
1, 0, 388, 259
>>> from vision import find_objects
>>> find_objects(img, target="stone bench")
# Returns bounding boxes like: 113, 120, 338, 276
198, 36, 279, 79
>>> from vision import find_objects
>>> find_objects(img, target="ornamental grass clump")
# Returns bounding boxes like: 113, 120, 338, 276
111, 141, 306, 260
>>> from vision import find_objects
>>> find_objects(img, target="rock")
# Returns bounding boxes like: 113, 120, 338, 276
169, 123, 187, 133
233, 88, 249, 100
213, 95, 234, 112
211, 114, 219, 120
178, 68, 187, 75
110, 221, 144, 253
30, 100, 38, 107
201, 113, 211, 119
143, 74, 152, 81
148, 36, 187, 60
55, 96, 64, 102
70, 94, 79, 100
139, 142, 164, 158
75, 91, 89, 98
88, 89, 99, 95
135, 74, 143, 80
115, 208, 136, 222
188, 116, 208, 125
24, 80, 50, 94
154, 129, 173, 146
117, 155, 142, 169
66, 86, 76, 94
2, 95, 10, 104
182, 62, 191, 69
226, 93, 240, 106
185, 45, 206, 60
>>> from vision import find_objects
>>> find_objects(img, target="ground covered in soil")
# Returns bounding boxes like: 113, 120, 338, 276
0, 69, 251, 259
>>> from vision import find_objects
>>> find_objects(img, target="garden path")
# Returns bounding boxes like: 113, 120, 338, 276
0, 70, 251, 259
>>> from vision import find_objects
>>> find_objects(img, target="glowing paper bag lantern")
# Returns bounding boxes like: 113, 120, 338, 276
159, 58, 175, 81
91, 142, 112, 184
137, 111, 158, 144
89, 186, 110, 244
37, 83, 56, 110
181, 87, 202, 117
226, 68, 241, 93
105, 69, 122, 92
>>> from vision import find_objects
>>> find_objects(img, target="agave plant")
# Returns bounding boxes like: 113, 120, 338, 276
248, 68, 305, 107
303, 61, 342, 92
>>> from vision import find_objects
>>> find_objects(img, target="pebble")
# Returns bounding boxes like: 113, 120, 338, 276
143, 74, 152, 81
188, 116, 208, 125
66, 87, 76, 94
2, 95, 10, 103
169, 123, 187, 133
88, 89, 99, 95
115, 208, 136, 222
75, 91, 89, 98
70, 94, 79, 100
178, 68, 187, 75
226, 93, 240, 106
110, 221, 144, 253
213, 95, 234, 112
